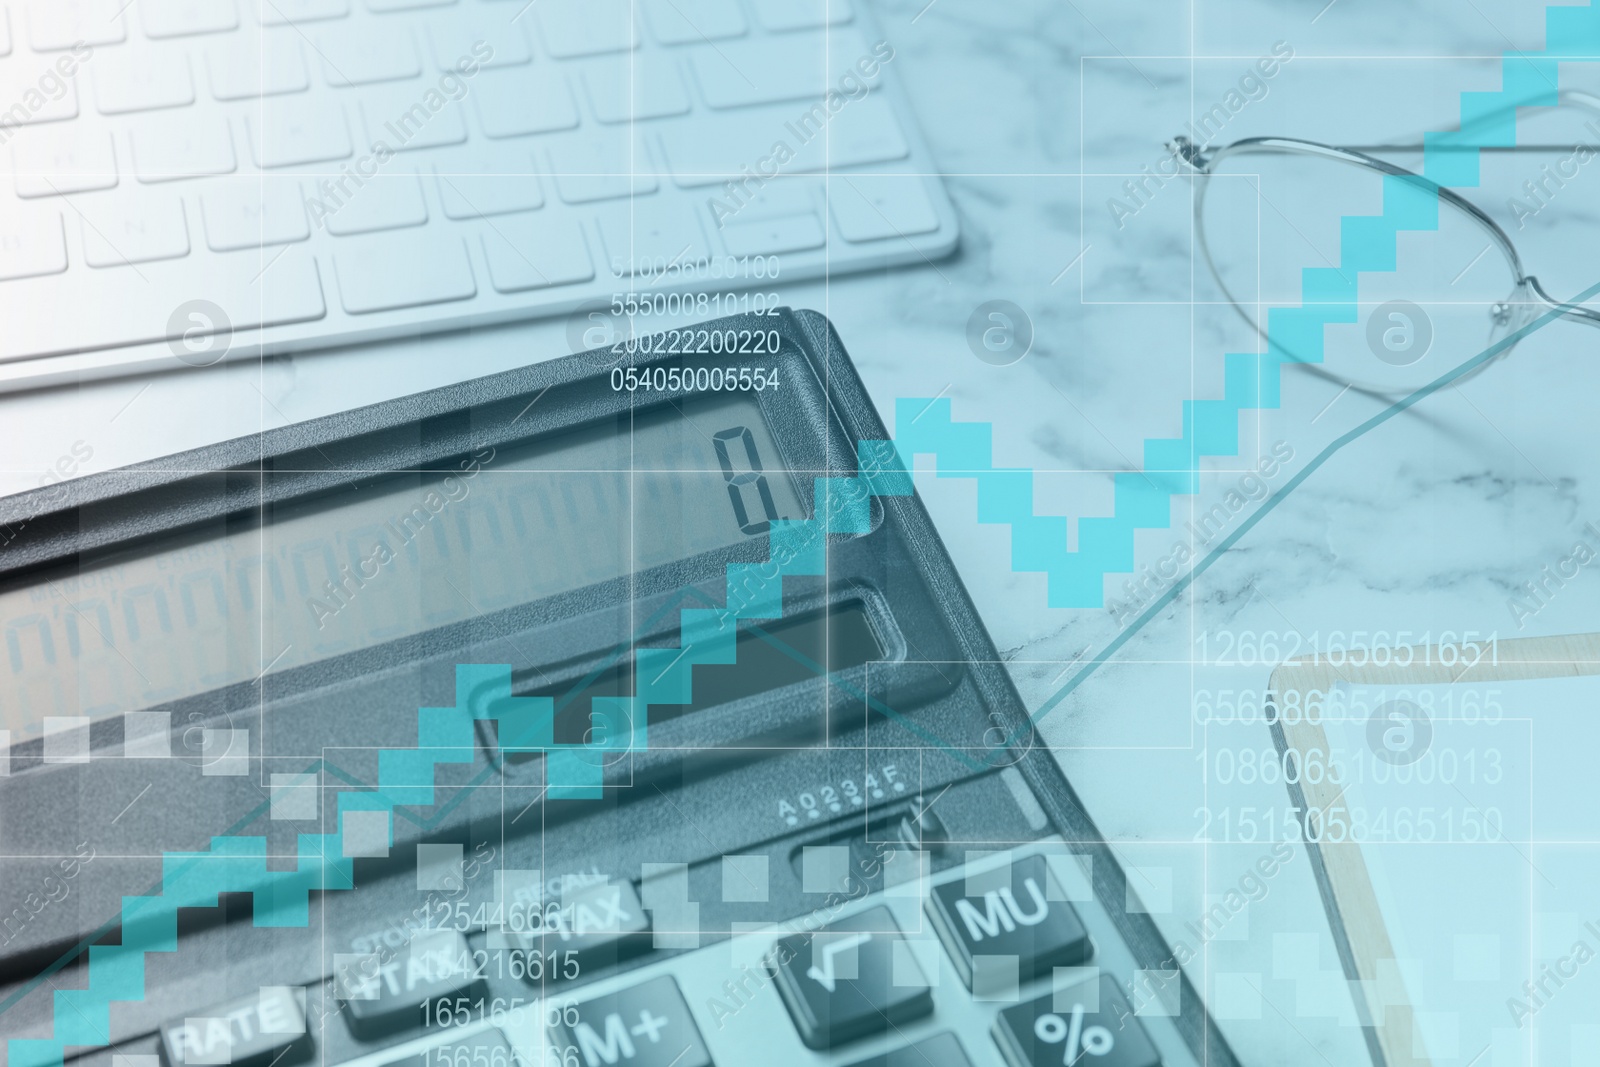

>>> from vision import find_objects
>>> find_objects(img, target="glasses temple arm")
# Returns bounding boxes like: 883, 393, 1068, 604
1524, 276, 1600, 330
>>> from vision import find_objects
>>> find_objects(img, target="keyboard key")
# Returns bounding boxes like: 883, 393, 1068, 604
536, 0, 638, 58
473, 66, 578, 138
554, 976, 712, 1067
319, 173, 428, 236
641, 0, 746, 44
993, 976, 1161, 1067
27, 0, 126, 51
830, 175, 940, 242
132, 118, 237, 180
436, 167, 544, 219
93, 50, 197, 114
389, 1030, 518, 1067
248, 98, 353, 166
928, 854, 1091, 995
202, 179, 310, 250
0, 244, 326, 361
367, 0, 454, 10
690, 34, 842, 109
256, 0, 349, 25
11, 128, 117, 197
426, 16, 529, 69
597, 203, 705, 276
337, 929, 483, 1038
81, 193, 191, 267
332, 231, 475, 312
845, 1034, 974, 1067
510, 880, 649, 965
480, 213, 593, 293
549, 133, 654, 203
749, 0, 852, 31
720, 212, 824, 256
657, 97, 908, 188
770, 906, 932, 1050
320, 22, 421, 86
580, 56, 689, 123
0, 58, 80, 126
208, 32, 309, 99
709, 172, 817, 220
0, 210, 67, 281
361, 87, 468, 150
159, 986, 311, 1067
140, 0, 240, 38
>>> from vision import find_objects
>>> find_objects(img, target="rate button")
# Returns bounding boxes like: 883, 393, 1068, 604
160, 986, 310, 1067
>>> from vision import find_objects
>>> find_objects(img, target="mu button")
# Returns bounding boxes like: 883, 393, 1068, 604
770, 906, 933, 1050
928, 854, 1091, 995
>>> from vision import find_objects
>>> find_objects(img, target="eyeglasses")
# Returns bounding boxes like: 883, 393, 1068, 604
1174, 89, 1600, 397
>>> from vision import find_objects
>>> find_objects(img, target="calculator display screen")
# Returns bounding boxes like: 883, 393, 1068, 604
0, 396, 804, 736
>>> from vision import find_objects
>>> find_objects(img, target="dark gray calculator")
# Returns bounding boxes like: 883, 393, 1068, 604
0, 311, 1239, 1067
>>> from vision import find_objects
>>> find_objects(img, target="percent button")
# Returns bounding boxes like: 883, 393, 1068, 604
992, 976, 1161, 1067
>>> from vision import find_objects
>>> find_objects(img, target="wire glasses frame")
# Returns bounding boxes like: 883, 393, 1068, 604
1173, 89, 1600, 395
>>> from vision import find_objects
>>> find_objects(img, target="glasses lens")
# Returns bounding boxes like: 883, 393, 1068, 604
1196, 146, 1522, 396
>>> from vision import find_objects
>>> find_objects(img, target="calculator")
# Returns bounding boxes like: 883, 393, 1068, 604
0, 310, 1239, 1067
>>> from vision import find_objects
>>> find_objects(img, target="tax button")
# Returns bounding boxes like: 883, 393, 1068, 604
928, 854, 1091, 995
511, 880, 650, 970
337, 929, 485, 1038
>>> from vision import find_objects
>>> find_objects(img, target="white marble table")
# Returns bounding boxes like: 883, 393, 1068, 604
6, 1, 1596, 1063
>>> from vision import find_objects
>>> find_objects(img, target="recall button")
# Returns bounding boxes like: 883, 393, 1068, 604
160, 986, 310, 1067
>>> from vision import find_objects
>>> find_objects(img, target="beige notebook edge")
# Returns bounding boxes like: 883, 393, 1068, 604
1265, 633, 1600, 1067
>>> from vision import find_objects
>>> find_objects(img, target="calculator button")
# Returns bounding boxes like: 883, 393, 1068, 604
928, 854, 1091, 994
993, 977, 1161, 1067
337, 929, 484, 1038
510, 880, 650, 971
554, 976, 712, 1067
159, 986, 310, 1067
387, 1029, 517, 1067
770, 906, 933, 1050
844, 1033, 974, 1067
898, 802, 950, 852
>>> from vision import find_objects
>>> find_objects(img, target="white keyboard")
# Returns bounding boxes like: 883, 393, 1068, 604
0, 0, 957, 391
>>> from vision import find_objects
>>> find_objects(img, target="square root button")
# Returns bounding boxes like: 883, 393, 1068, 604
769, 906, 933, 1050
928, 854, 1091, 995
